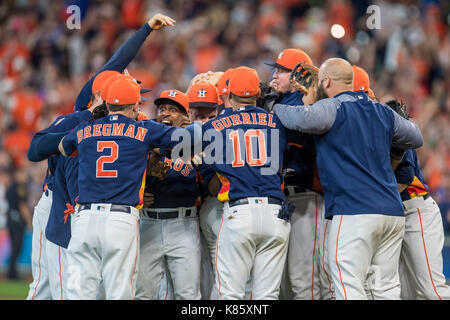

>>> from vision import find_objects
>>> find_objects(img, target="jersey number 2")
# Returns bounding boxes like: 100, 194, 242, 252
96, 141, 119, 178
229, 129, 267, 167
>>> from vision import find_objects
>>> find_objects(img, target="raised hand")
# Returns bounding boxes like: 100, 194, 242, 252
148, 13, 176, 30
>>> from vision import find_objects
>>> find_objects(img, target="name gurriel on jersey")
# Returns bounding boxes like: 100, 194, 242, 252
76, 123, 148, 143
211, 112, 277, 131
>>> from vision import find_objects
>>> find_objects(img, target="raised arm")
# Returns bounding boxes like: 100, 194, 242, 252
74, 14, 176, 111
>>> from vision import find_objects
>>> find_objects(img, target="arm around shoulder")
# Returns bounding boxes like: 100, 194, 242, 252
391, 112, 423, 150
272, 98, 339, 134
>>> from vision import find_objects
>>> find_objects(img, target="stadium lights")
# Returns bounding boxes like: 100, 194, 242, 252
330, 24, 345, 39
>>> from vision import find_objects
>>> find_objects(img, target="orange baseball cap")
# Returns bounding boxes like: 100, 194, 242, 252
101, 74, 126, 101
228, 66, 260, 98
92, 70, 120, 94
352, 65, 370, 92
154, 89, 189, 113
188, 81, 219, 108
106, 75, 141, 105
265, 48, 313, 71
216, 68, 235, 97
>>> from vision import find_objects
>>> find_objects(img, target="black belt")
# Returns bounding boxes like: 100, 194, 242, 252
141, 208, 194, 219
78, 203, 132, 214
44, 189, 51, 197
423, 193, 430, 200
228, 197, 283, 208
283, 186, 308, 196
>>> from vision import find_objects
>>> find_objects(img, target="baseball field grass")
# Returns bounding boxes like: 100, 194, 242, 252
0, 279, 29, 300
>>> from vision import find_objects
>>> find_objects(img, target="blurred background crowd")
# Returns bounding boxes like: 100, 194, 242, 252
0, 0, 449, 278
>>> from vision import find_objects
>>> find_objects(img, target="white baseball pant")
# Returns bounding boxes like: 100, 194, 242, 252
328, 214, 405, 300
136, 206, 201, 300
199, 230, 215, 300
280, 190, 324, 300
27, 189, 52, 300
66, 204, 140, 300
215, 197, 290, 300
399, 195, 450, 300
158, 266, 175, 300
199, 195, 253, 300
318, 217, 336, 300
46, 241, 68, 300
198, 195, 223, 300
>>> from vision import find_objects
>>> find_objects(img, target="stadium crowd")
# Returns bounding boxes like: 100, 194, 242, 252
0, 0, 449, 266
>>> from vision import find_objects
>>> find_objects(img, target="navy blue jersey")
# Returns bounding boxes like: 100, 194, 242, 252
312, 92, 404, 218
202, 105, 287, 202
28, 110, 92, 191
197, 162, 217, 200
45, 155, 79, 248
279, 91, 322, 193
61, 114, 183, 208
197, 107, 233, 200
146, 154, 200, 208
396, 149, 430, 202
274, 91, 423, 219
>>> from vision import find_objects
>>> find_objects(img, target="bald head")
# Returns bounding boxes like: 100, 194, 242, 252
317, 58, 354, 99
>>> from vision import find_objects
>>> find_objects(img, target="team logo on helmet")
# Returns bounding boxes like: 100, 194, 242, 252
278, 51, 284, 60
168, 90, 178, 97
197, 89, 207, 98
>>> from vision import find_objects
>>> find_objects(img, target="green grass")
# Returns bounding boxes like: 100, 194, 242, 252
0, 280, 30, 300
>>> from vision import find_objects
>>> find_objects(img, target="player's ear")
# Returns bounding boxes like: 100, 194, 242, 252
324, 77, 331, 89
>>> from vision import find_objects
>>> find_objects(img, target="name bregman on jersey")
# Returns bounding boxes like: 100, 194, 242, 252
76, 123, 148, 143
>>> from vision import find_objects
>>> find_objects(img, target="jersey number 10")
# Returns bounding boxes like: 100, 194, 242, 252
229, 129, 267, 167
96, 141, 119, 178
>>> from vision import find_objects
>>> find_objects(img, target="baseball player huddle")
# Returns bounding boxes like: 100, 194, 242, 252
25, 13, 450, 300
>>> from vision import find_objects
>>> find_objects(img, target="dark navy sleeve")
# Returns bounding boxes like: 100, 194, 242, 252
61, 126, 82, 157
74, 24, 153, 111
394, 149, 415, 185
27, 110, 92, 162
29, 132, 68, 161
197, 163, 216, 197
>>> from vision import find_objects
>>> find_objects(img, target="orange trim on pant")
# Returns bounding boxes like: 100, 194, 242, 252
164, 275, 169, 300
31, 232, 43, 300
311, 194, 318, 300
335, 216, 347, 300
215, 212, 225, 299
417, 208, 442, 300
321, 220, 335, 299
